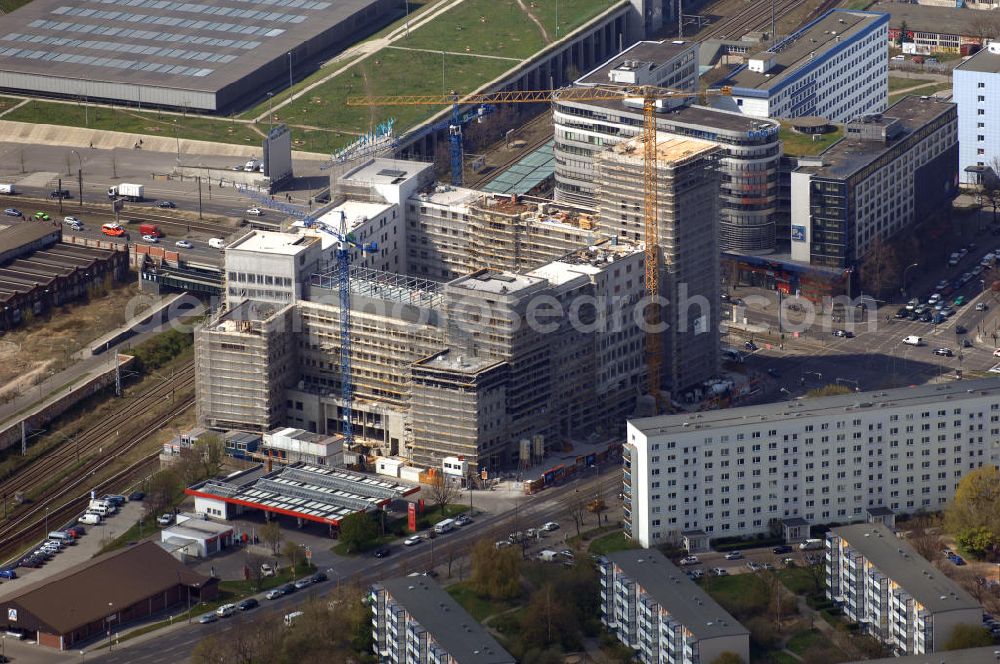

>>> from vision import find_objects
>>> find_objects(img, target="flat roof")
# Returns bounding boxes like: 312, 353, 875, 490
608, 134, 719, 164
229, 230, 318, 256
719, 10, 887, 92
267, 426, 342, 444
799, 96, 954, 179
842, 648, 1000, 664
379, 576, 516, 664
186, 461, 418, 525
873, 2, 985, 38
414, 350, 505, 374
0, 0, 384, 104
956, 46, 1000, 75
0, 223, 59, 258
630, 376, 1000, 437
323, 199, 393, 233
605, 550, 750, 640
557, 98, 780, 135
831, 523, 980, 613
448, 269, 546, 295
577, 39, 695, 85
341, 158, 429, 185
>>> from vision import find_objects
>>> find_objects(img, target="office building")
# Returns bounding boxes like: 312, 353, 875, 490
789, 95, 957, 268
596, 135, 722, 392
827, 523, 982, 654
600, 549, 750, 664
553, 41, 781, 254
711, 10, 890, 123
624, 379, 1000, 547
371, 576, 515, 664
954, 42, 1000, 181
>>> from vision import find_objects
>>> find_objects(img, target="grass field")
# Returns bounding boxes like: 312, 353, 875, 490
531, 0, 617, 42
779, 123, 843, 157
587, 530, 633, 556
275, 48, 513, 136
889, 83, 950, 105
0, 96, 21, 114
447, 581, 520, 622
889, 76, 933, 92
398, 0, 547, 58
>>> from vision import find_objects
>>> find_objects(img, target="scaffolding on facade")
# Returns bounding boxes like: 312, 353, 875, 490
310, 265, 444, 308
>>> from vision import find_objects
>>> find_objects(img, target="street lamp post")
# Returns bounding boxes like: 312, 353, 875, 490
70, 150, 83, 207
901, 263, 919, 299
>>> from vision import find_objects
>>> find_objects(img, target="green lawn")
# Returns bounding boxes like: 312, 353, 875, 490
701, 573, 770, 619
889, 83, 950, 105
447, 581, 520, 622
0, 96, 21, 114
0, 0, 31, 12
587, 531, 634, 556
277, 48, 512, 136
888, 76, 933, 92
786, 629, 821, 655
779, 123, 843, 157
775, 566, 824, 596
398, 0, 546, 59
530, 0, 620, 42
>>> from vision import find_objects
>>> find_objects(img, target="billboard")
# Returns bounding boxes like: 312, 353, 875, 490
262, 124, 293, 182
791, 225, 807, 242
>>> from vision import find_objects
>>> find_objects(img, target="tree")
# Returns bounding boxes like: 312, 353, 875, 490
945, 466, 1000, 557
261, 519, 283, 556
859, 235, 902, 299
565, 491, 588, 537
195, 433, 224, 479
956, 526, 996, 558
896, 21, 910, 46
709, 653, 745, 664
905, 513, 944, 562
470, 539, 522, 600
428, 474, 456, 515
282, 540, 304, 572
521, 583, 581, 652
802, 557, 826, 596
942, 624, 995, 650
244, 552, 265, 590
339, 511, 378, 553
144, 469, 178, 520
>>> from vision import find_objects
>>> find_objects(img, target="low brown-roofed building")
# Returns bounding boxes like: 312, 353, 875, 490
0, 540, 216, 650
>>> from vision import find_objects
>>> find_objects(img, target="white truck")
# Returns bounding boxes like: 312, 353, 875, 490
0, 184, 15, 195
798, 538, 824, 551
107, 183, 144, 201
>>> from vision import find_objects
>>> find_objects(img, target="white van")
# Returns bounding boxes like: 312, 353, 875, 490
903, 335, 925, 346
799, 538, 824, 551
284, 611, 304, 627
89, 505, 111, 517
208, 238, 226, 250
433, 518, 455, 534
78, 513, 101, 525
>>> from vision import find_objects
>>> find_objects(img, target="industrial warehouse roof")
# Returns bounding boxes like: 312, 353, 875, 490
379, 577, 516, 664
0, 541, 211, 634
0, 0, 385, 109
186, 461, 418, 525
0, 223, 59, 258
481, 140, 555, 196
831, 523, 980, 614
605, 550, 750, 640
717, 10, 888, 92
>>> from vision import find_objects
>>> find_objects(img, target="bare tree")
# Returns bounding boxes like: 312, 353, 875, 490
428, 475, 456, 516
565, 491, 588, 537
261, 519, 282, 556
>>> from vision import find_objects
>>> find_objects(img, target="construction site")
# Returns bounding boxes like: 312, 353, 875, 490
193, 126, 725, 476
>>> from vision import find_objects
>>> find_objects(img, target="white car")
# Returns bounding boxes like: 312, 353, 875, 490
260, 563, 275, 577
215, 603, 237, 618
246, 207, 264, 216
403, 535, 422, 546
141, 234, 160, 243
679, 555, 700, 566
724, 551, 743, 560
63, 216, 82, 225
156, 513, 174, 526
175, 240, 193, 249
541, 521, 560, 532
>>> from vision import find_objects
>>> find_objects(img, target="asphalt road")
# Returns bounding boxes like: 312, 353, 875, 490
88, 470, 623, 664
725, 239, 1000, 399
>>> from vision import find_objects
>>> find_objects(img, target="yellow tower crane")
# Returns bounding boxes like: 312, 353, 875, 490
348, 84, 732, 412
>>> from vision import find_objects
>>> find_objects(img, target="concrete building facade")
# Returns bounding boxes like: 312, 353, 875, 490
826, 523, 982, 654
954, 43, 1000, 180
596, 135, 722, 392
789, 95, 957, 268
600, 549, 750, 664
711, 10, 890, 123
553, 41, 781, 254
624, 379, 1000, 547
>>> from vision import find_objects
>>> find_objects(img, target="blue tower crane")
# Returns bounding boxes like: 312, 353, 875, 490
432, 103, 494, 186
234, 187, 375, 447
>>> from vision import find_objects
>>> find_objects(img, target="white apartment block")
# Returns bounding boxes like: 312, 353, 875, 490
225, 231, 323, 306
826, 523, 982, 654
954, 42, 1000, 180
624, 379, 1000, 547
600, 549, 750, 664
711, 9, 889, 122
371, 576, 515, 664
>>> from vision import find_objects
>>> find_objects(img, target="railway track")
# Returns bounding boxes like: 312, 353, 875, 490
0, 361, 195, 556
700, 0, 811, 40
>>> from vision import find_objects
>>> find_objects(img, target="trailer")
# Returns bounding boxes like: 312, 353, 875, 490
107, 183, 144, 201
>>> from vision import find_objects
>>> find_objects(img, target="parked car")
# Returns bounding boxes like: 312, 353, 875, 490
237, 598, 259, 611
833, 329, 854, 338
278, 583, 296, 595
293, 577, 313, 590
265, 587, 286, 600
724, 551, 743, 560
541, 521, 560, 532
956, 325, 968, 335
711, 567, 728, 577
3, 208, 21, 217
33, 211, 50, 221
976, 302, 989, 311
455, 514, 472, 526
403, 535, 422, 546
772, 545, 793, 554
49, 189, 71, 199
157, 201, 176, 208
128, 491, 145, 502
261, 563, 275, 577
198, 612, 218, 624
679, 556, 699, 566
246, 207, 264, 216
215, 603, 237, 618
746, 561, 761, 571
157, 513, 174, 526
310, 571, 328, 584
374, 547, 390, 558
175, 240, 193, 249
933, 348, 954, 357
